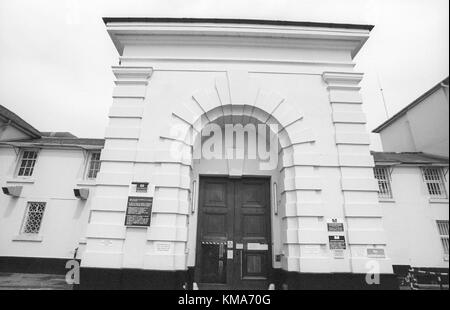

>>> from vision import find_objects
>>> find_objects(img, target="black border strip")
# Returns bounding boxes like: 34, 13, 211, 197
102, 17, 374, 31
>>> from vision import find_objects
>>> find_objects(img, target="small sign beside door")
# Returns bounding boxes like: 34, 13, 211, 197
227, 250, 233, 259
133, 182, 149, 193
327, 222, 344, 232
327, 218, 344, 232
328, 235, 346, 250
247, 243, 269, 251
367, 248, 385, 258
130, 181, 154, 197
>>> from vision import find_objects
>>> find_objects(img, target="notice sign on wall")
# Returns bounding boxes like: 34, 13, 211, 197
133, 182, 149, 193
327, 218, 344, 232
328, 235, 346, 250
327, 222, 344, 232
124, 196, 153, 227
367, 248, 385, 258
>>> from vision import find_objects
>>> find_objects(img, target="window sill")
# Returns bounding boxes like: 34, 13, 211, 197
12, 235, 43, 242
78, 238, 87, 245
6, 178, 35, 184
379, 198, 395, 203
429, 198, 449, 204
76, 179, 97, 187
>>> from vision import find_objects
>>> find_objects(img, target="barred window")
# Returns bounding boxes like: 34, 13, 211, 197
17, 150, 38, 177
437, 220, 449, 256
422, 168, 447, 199
86, 151, 101, 179
21, 202, 46, 234
374, 167, 393, 199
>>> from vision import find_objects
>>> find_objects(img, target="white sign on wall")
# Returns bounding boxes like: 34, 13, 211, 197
129, 181, 155, 197
327, 218, 346, 259
327, 218, 344, 232
367, 248, 386, 258
156, 242, 171, 252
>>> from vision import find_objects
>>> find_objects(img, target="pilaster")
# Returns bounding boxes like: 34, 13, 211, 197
322, 71, 393, 274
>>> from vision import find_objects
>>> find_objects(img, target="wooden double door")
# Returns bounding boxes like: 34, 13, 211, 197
195, 177, 272, 290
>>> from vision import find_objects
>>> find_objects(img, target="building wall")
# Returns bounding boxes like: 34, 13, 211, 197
0, 146, 95, 261
379, 87, 449, 157
380, 165, 449, 268
81, 22, 393, 278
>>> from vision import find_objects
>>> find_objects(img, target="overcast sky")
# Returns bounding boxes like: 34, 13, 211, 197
0, 0, 448, 150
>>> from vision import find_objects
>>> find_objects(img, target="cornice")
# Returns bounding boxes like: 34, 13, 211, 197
112, 66, 153, 80
322, 71, 364, 90
105, 20, 371, 58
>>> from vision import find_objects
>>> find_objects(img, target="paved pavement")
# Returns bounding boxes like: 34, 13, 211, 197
0, 272, 72, 290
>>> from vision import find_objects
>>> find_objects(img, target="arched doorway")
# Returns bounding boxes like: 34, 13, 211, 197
189, 113, 282, 289
160, 77, 314, 288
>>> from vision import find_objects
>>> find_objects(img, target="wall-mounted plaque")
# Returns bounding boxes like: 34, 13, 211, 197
333, 249, 345, 259
327, 218, 344, 232
367, 248, 385, 258
124, 196, 153, 227
247, 243, 269, 251
156, 242, 171, 252
131, 182, 149, 193
327, 222, 344, 232
328, 235, 346, 250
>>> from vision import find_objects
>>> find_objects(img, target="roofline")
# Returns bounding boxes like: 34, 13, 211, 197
102, 17, 374, 31
0, 141, 104, 150
373, 76, 449, 133
373, 162, 449, 167
0, 108, 41, 139
371, 151, 449, 166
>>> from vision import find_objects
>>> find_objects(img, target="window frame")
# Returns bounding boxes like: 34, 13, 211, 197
20, 201, 47, 235
436, 220, 449, 261
421, 167, 448, 200
374, 166, 394, 200
15, 148, 39, 178
84, 150, 101, 180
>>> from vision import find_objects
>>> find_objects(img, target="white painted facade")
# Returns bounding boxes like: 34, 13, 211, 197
79, 19, 393, 277
379, 164, 449, 269
0, 144, 98, 261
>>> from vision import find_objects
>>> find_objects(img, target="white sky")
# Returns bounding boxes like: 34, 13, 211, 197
0, 0, 448, 150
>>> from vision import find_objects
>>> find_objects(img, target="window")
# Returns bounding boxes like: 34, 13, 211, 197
437, 220, 449, 258
86, 151, 101, 179
21, 202, 46, 234
17, 150, 38, 177
374, 167, 393, 199
422, 167, 447, 199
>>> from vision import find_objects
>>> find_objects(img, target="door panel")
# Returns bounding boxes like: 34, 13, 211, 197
233, 179, 271, 288
196, 177, 271, 289
196, 179, 234, 287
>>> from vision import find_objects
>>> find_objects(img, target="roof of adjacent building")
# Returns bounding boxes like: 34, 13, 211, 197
0, 104, 41, 138
371, 151, 449, 166
373, 76, 449, 133
40, 131, 78, 138
102, 17, 374, 31
25, 136, 105, 147
0, 136, 105, 149
0, 105, 104, 148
